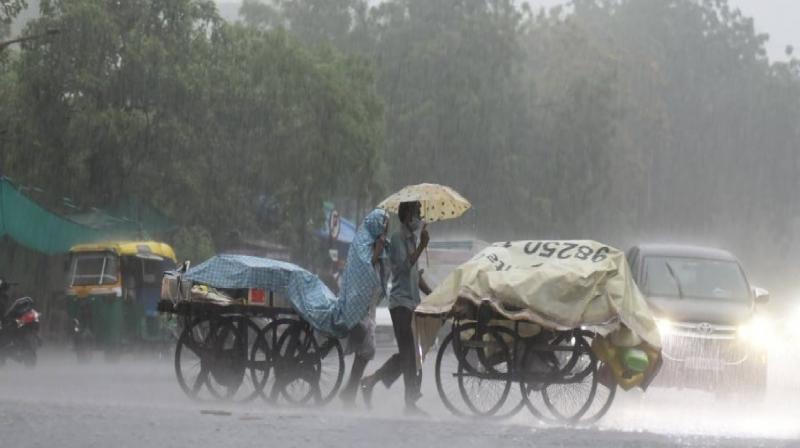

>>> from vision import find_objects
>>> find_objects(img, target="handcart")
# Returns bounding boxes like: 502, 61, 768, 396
431, 298, 617, 425
158, 256, 346, 406
415, 240, 663, 425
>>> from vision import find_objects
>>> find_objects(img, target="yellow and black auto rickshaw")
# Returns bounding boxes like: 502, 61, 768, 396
65, 241, 177, 361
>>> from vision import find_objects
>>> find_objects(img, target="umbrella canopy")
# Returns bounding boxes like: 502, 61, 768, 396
377, 183, 471, 223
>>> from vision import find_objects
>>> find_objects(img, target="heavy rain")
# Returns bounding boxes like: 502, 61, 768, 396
1, 0, 799, 447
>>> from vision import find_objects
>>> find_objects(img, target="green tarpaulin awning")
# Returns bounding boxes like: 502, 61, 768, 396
0, 177, 163, 254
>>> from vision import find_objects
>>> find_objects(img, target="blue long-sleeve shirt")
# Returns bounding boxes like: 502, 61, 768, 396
388, 224, 421, 310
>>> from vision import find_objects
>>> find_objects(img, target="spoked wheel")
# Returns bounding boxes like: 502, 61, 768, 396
253, 319, 344, 406
174, 316, 258, 401
575, 332, 617, 425
521, 331, 598, 424
204, 316, 263, 402
174, 317, 218, 401
270, 321, 324, 405
519, 331, 574, 420
435, 328, 472, 416
251, 318, 297, 402
576, 360, 617, 425
314, 333, 345, 405
435, 322, 512, 417
490, 325, 526, 419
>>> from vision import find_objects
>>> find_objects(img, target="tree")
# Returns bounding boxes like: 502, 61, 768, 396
516, 9, 622, 238
1, 0, 26, 37
565, 0, 800, 283
7, 0, 800, 292
5, 0, 385, 264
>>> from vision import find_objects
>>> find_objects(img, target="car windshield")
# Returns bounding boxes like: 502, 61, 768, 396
70, 253, 119, 286
642, 256, 750, 301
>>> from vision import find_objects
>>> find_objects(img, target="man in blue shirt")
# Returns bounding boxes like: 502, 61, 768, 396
361, 201, 431, 414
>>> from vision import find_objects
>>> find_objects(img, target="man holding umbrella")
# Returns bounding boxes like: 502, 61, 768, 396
361, 200, 432, 414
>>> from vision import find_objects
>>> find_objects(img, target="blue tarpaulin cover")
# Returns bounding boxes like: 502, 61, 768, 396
185, 254, 344, 335
184, 209, 389, 337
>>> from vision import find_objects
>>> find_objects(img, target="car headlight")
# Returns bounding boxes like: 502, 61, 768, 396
738, 316, 772, 348
656, 318, 673, 336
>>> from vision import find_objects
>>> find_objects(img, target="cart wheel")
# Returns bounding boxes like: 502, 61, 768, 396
204, 316, 262, 402
313, 333, 344, 405
573, 332, 617, 425
539, 334, 599, 424
488, 325, 526, 419
575, 361, 617, 425
252, 318, 300, 402
456, 325, 512, 416
270, 325, 344, 406
435, 327, 471, 417
202, 317, 256, 401
272, 321, 320, 405
520, 331, 596, 423
174, 317, 217, 401
434, 322, 512, 417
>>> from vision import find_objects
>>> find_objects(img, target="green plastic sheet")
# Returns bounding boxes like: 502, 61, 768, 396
0, 178, 146, 254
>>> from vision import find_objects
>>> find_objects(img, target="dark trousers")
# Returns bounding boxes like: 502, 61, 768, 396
371, 306, 420, 404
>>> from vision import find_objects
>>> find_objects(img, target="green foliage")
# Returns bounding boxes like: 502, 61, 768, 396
1, 0, 26, 25
240, 0, 800, 287
0, 0, 25, 37
240, 0, 280, 29
2, 0, 385, 263
564, 0, 800, 272
4, 0, 800, 291
171, 225, 215, 265
241, 0, 371, 51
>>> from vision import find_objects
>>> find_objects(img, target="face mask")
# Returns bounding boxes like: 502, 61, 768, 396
409, 217, 422, 231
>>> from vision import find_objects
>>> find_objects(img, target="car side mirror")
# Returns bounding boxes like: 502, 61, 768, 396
753, 287, 769, 305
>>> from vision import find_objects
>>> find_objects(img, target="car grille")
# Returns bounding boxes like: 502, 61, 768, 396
662, 322, 748, 365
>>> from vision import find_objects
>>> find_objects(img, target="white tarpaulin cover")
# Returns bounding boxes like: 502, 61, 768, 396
415, 240, 661, 355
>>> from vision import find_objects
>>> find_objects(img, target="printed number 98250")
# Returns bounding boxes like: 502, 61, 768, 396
522, 241, 609, 262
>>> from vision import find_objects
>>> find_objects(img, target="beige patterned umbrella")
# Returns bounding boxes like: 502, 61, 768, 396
377, 183, 471, 222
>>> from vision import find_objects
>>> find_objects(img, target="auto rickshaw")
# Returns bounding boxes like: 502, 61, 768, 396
65, 241, 177, 361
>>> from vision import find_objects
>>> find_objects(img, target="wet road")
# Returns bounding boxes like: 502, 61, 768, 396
0, 345, 798, 448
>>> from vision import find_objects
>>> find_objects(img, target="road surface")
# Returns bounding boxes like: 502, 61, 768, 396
0, 345, 798, 448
